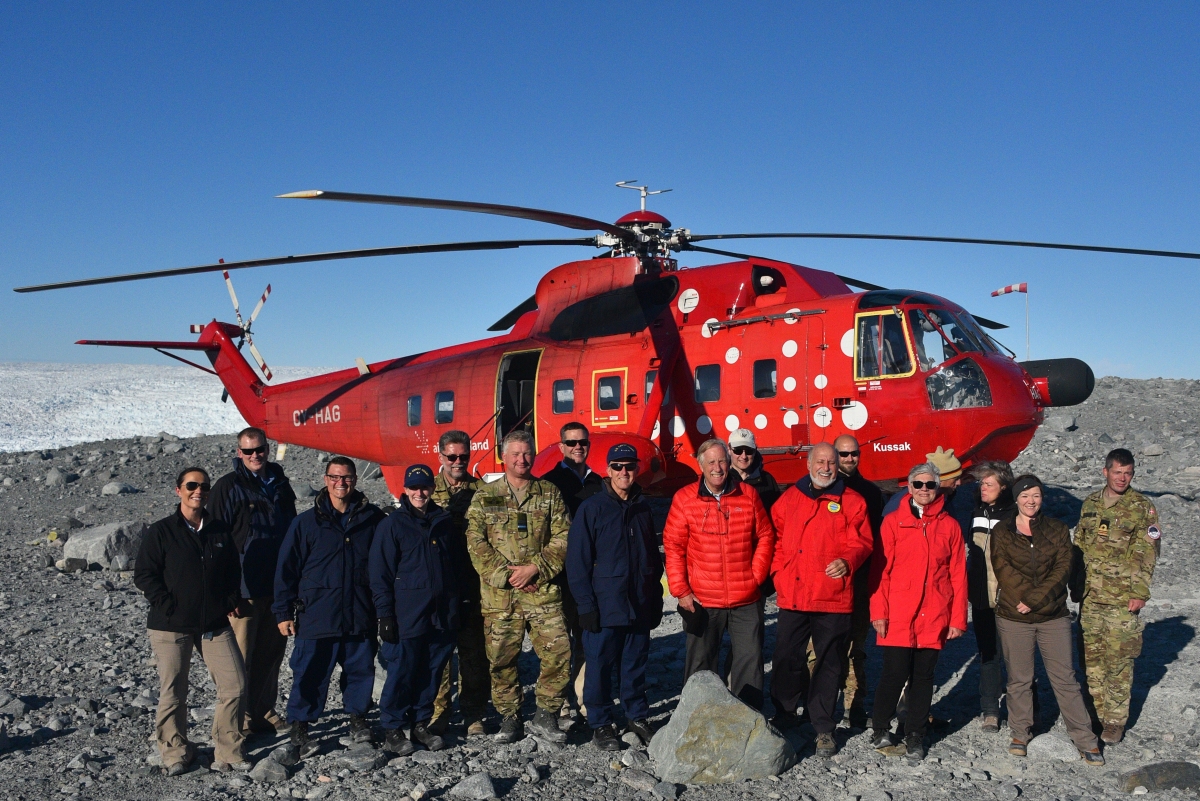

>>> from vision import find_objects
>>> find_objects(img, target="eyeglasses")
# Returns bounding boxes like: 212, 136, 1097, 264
441, 453, 470, 463
609, 463, 637, 472
910, 480, 939, 490
837, 450, 860, 458
325, 474, 356, 484
182, 481, 211, 492
563, 439, 590, 448
731, 446, 756, 456
239, 446, 267, 456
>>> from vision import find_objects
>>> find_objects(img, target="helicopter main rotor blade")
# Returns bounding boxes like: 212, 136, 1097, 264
687, 232, 1200, 261
13, 238, 598, 293
279, 190, 638, 242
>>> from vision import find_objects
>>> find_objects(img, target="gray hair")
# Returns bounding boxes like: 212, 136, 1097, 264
908, 461, 941, 486
970, 460, 1013, 488
696, 438, 729, 461
501, 430, 534, 455
438, 430, 471, 452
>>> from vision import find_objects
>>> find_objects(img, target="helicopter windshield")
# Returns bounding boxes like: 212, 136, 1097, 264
908, 309, 957, 371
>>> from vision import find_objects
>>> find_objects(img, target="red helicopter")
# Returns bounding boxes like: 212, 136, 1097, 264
18, 183, 1200, 495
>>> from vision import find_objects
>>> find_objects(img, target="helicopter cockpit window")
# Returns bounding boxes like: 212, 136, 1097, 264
695, 364, 721, 402
930, 310, 981, 354
435, 391, 455, 424
407, 395, 422, 426
552, 379, 574, 414
855, 313, 913, 379
597, 376, 622, 411
753, 360, 777, 398
955, 312, 999, 354
926, 357, 993, 410
909, 309, 957, 372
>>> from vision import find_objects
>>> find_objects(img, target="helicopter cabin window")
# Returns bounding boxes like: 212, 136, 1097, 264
909, 310, 956, 372
644, 370, 671, 405
753, 360, 777, 398
552, 379, 574, 414
407, 395, 422, 426
855, 312, 913, 379
597, 376, 622, 411
694, 364, 721, 402
434, 391, 455, 424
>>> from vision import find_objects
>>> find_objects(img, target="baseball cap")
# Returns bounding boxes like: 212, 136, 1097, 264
729, 429, 757, 450
403, 464, 436, 488
607, 443, 639, 463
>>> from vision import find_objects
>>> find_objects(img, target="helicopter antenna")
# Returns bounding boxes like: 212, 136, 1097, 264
616, 181, 672, 212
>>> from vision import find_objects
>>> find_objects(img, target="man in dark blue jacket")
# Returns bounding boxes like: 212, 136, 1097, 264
370, 464, 465, 755
274, 457, 386, 757
208, 426, 298, 736
566, 443, 664, 751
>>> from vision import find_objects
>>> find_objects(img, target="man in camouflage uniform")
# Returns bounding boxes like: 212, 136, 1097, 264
429, 430, 490, 737
1075, 448, 1159, 745
466, 430, 572, 744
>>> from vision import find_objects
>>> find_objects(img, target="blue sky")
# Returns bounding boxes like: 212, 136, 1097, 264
3, 3, 1198, 378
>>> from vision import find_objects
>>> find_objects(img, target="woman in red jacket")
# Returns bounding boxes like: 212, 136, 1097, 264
869, 461, 968, 760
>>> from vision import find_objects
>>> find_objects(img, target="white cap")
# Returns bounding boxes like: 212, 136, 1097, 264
729, 428, 756, 450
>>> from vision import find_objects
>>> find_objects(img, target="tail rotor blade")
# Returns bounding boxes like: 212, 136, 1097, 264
249, 284, 271, 325
223, 270, 245, 330
247, 339, 273, 382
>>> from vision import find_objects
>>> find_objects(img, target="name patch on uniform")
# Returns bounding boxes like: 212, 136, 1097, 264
1147, 525, 1162, 540
827, 502, 841, 513
481, 496, 506, 508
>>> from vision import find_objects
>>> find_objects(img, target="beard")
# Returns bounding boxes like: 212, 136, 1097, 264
811, 472, 835, 489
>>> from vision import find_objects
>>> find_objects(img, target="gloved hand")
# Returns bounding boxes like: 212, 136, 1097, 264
378, 616, 399, 644
579, 610, 601, 634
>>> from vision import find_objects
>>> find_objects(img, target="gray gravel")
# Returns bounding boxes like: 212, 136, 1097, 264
0, 377, 1198, 800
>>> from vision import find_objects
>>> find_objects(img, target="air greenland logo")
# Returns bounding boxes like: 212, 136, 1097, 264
873, 442, 912, 453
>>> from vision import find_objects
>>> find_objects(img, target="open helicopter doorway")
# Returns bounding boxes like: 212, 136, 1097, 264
496, 349, 543, 450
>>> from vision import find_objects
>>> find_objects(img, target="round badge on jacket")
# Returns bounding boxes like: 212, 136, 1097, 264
1147, 525, 1162, 540
827, 501, 841, 513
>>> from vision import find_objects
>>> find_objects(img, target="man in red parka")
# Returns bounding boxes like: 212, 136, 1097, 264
769, 442, 874, 757
664, 438, 775, 708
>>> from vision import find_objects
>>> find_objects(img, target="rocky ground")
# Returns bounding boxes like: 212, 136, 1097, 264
0, 375, 1198, 800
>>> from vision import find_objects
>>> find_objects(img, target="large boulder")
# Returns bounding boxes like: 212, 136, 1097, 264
648, 671, 795, 784
1118, 761, 1200, 793
63, 521, 146, 570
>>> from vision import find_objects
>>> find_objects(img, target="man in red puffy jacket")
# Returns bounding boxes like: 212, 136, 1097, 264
768, 442, 874, 757
664, 438, 775, 708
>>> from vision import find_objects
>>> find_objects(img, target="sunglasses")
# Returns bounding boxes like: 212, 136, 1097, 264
325, 474, 356, 484
239, 446, 268, 456
838, 450, 860, 458
563, 439, 590, 448
441, 453, 470, 463
731, 446, 756, 456
910, 480, 939, 490
609, 462, 637, 472
182, 481, 211, 492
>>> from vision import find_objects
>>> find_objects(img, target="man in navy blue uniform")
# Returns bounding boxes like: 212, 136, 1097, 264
370, 464, 466, 755
273, 457, 386, 757
566, 443, 664, 751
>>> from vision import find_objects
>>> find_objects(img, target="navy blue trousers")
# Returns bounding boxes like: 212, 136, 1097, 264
286, 635, 375, 724
378, 630, 456, 730
582, 625, 651, 728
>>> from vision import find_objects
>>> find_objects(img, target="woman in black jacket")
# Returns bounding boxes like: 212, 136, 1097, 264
135, 467, 247, 776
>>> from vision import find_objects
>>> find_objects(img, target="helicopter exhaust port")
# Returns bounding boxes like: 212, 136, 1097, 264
1019, 358, 1095, 407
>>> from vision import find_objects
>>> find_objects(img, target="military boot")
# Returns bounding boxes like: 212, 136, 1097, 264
291, 721, 321, 760
385, 728, 415, 757
529, 708, 568, 743
348, 714, 373, 745
495, 715, 523, 744
1101, 722, 1125, 744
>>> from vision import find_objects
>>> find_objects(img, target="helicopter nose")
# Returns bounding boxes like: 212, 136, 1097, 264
1019, 358, 1095, 407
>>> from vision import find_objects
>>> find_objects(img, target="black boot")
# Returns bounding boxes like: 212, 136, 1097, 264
290, 721, 321, 759
348, 714, 373, 745
592, 724, 621, 751
626, 719, 655, 746
495, 715, 523, 744
528, 708, 567, 743
412, 721, 446, 751
385, 728, 415, 756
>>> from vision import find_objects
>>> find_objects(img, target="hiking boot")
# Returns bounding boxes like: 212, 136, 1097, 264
465, 718, 488, 737
412, 721, 446, 751
1008, 738, 1027, 757
592, 723, 622, 751
290, 721, 321, 760
903, 734, 925, 761
626, 719, 655, 746
211, 760, 252, 773
495, 715, 523, 744
528, 709, 568, 743
980, 715, 1000, 733
1080, 748, 1105, 767
384, 728, 415, 756
348, 714, 373, 744
870, 728, 897, 750
1101, 722, 1125, 745
815, 732, 837, 758
770, 710, 802, 732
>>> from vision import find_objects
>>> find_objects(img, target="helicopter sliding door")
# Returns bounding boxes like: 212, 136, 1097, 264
496, 349, 543, 450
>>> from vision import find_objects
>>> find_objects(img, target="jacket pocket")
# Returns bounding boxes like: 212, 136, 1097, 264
393, 569, 429, 590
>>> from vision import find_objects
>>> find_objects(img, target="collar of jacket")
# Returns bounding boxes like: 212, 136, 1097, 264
903, 493, 946, 524
232, 457, 290, 489
796, 475, 845, 500
603, 477, 643, 505
397, 494, 449, 524
174, 506, 209, 534
697, 475, 738, 499
315, 488, 369, 524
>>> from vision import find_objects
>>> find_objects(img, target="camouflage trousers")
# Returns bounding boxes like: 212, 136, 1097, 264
432, 609, 491, 724
1079, 598, 1143, 726
806, 573, 871, 712
484, 602, 571, 717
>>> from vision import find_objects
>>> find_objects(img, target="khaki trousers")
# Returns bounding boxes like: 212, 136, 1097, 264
148, 627, 246, 766
229, 596, 287, 730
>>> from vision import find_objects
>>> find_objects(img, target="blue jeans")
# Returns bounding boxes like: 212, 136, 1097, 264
378, 630, 456, 730
582, 625, 651, 728
285, 636, 375, 723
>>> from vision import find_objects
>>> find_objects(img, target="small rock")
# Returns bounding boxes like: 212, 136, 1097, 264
449, 772, 496, 799
336, 745, 387, 771
622, 749, 650, 769
622, 731, 644, 747
272, 743, 300, 766
653, 781, 680, 800
620, 769, 659, 792
1044, 414, 1077, 432
1132, 787, 1148, 795
996, 786, 1020, 801
162, 442, 185, 454
63, 521, 145, 569
1098, 433, 1115, 444
56, 558, 89, 573
1143, 444, 1165, 456
524, 763, 541, 784
410, 781, 428, 800
100, 482, 136, 496
0, 697, 29, 717
859, 791, 892, 801
250, 757, 289, 783
1025, 733, 1079, 763
411, 749, 447, 764
45, 467, 79, 487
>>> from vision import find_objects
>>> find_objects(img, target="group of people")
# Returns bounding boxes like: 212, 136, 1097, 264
133, 423, 1159, 776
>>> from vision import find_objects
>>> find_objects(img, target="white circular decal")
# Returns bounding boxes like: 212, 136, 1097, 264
782, 339, 798, 358
840, 329, 854, 357
671, 416, 686, 437
724, 414, 740, 432
725, 347, 740, 364
785, 308, 802, 325
678, 288, 700, 314
700, 317, 720, 338
651, 420, 661, 439
841, 401, 868, 430
783, 376, 797, 392
813, 406, 833, 428
754, 414, 768, 430
814, 374, 828, 389
783, 410, 800, 428
696, 415, 713, 435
